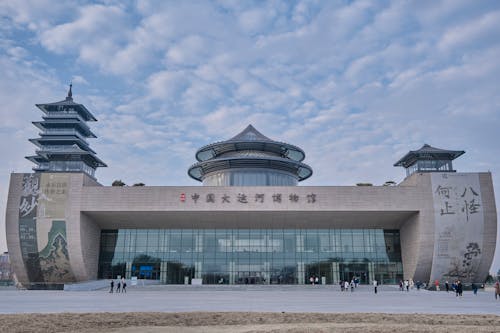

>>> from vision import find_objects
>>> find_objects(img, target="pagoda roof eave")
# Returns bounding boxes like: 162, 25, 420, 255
29, 137, 96, 154
25, 155, 47, 163
394, 144, 465, 167
35, 150, 107, 167
188, 156, 312, 182
195, 140, 306, 162
36, 101, 97, 121
34, 120, 97, 137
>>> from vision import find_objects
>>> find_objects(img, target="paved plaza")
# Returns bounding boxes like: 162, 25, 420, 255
0, 284, 499, 315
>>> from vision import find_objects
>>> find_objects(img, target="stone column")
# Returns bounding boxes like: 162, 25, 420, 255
297, 262, 305, 284
195, 261, 202, 279
296, 234, 304, 252
159, 261, 168, 284
229, 261, 235, 284
195, 234, 203, 253
368, 262, 376, 283
263, 262, 270, 284
331, 262, 340, 284
125, 262, 132, 280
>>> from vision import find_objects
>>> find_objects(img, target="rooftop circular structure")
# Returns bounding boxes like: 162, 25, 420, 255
188, 125, 313, 186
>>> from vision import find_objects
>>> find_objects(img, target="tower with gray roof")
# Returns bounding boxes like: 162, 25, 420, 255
188, 124, 312, 186
25, 85, 106, 178
394, 144, 465, 177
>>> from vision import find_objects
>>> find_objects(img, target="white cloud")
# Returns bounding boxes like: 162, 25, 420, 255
1, 0, 500, 272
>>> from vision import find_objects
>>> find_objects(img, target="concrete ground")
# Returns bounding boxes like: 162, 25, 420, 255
0, 284, 499, 314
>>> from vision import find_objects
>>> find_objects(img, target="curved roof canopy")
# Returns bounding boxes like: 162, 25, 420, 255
188, 125, 312, 182
394, 144, 465, 168
195, 125, 306, 162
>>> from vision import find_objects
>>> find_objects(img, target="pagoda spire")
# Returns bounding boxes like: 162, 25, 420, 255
26, 87, 106, 178
66, 83, 73, 101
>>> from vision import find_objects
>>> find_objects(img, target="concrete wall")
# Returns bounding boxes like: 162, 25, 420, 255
5, 174, 27, 285
478, 173, 497, 281
5, 171, 497, 285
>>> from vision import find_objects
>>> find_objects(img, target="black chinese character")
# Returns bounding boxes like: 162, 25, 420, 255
461, 187, 479, 197
435, 185, 451, 199
440, 201, 455, 215
462, 199, 481, 221
272, 194, 282, 203
191, 193, 200, 203
289, 194, 299, 202
255, 194, 264, 203
222, 194, 230, 203
306, 193, 316, 203
206, 193, 215, 203
237, 193, 248, 203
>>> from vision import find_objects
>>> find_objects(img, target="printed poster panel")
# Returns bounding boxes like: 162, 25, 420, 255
431, 173, 484, 282
19, 173, 43, 283
18, 173, 75, 285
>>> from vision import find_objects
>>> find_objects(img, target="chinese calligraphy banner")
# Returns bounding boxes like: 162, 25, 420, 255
431, 173, 484, 282
18, 173, 75, 285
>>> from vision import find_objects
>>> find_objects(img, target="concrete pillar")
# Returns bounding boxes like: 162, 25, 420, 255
195, 234, 203, 252
297, 262, 305, 284
331, 262, 340, 284
296, 234, 304, 252
195, 261, 202, 279
263, 262, 270, 284
229, 261, 235, 284
159, 261, 168, 284
125, 262, 132, 280
368, 262, 376, 283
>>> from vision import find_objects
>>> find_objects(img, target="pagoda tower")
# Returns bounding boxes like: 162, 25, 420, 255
394, 144, 465, 177
26, 85, 106, 178
188, 124, 312, 186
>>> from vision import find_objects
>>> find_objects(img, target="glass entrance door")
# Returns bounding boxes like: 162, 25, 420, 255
339, 263, 369, 284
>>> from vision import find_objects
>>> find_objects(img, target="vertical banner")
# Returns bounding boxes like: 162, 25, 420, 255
18, 173, 75, 286
431, 173, 484, 282
19, 173, 43, 283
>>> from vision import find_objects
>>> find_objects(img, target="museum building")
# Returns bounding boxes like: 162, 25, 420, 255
5, 89, 497, 288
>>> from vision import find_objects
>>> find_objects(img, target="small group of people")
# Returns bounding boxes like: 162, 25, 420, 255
398, 279, 414, 292
109, 277, 127, 293
452, 280, 463, 296
339, 278, 359, 292
442, 279, 464, 296
309, 276, 320, 285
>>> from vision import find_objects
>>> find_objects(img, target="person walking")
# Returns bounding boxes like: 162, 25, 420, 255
340, 280, 344, 292
404, 279, 409, 292
116, 280, 121, 293
494, 281, 500, 300
434, 279, 440, 291
457, 280, 463, 297
472, 283, 478, 295
109, 280, 114, 293
445, 280, 449, 292
350, 279, 354, 292
344, 280, 349, 292
121, 277, 126, 293
373, 279, 378, 294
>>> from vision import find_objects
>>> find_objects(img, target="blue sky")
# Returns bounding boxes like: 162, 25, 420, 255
0, 0, 499, 274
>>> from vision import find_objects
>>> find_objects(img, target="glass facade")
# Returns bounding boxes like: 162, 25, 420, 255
405, 160, 454, 176
99, 229, 403, 284
202, 170, 298, 186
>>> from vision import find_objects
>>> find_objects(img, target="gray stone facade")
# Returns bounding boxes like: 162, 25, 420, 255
5, 171, 497, 286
